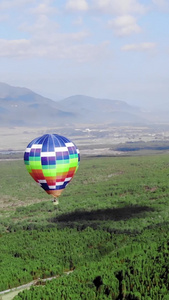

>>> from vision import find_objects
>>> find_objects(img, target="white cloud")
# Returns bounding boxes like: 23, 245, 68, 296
18, 1, 60, 39
30, 2, 58, 15
64, 41, 110, 62
0, 31, 109, 63
108, 15, 141, 36
65, 0, 89, 11
0, 39, 30, 57
93, 0, 146, 15
0, 0, 34, 10
20, 14, 59, 37
121, 42, 156, 51
152, 0, 169, 9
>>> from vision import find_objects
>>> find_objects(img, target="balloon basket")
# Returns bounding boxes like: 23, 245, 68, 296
53, 198, 59, 205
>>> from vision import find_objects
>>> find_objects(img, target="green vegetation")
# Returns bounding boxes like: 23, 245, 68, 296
113, 141, 169, 153
1, 154, 169, 299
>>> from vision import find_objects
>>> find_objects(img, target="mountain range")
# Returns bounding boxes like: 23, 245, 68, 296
0, 82, 164, 127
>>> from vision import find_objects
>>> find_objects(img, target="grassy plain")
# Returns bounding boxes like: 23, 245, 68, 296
1, 153, 169, 299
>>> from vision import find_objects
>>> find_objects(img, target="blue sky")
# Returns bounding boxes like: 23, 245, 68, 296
0, 0, 169, 108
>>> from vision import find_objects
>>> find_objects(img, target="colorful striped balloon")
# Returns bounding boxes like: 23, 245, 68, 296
24, 134, 80, 200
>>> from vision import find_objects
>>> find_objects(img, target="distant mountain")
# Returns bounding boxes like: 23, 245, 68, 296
0, 82, 157, 127
57, 95, 146, 124
0, 82, 76, 127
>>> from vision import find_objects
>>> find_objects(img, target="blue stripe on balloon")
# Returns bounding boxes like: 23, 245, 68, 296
42, 136, 49, 152
24, 152, 29, 160
41, 156, 56, 165
48, 156, 56, 165
41, 157, 48, 165
68, 146, 76, 154
29, 149, 36, 156
58, 135, 70, 144
48, 135, 55, 151
53, 136, 64, 147
40, 183, 50, 190
53, 134, 68, 147
56, 152, 69, 160
34, 149, 41, 156
38, 135, 46, 144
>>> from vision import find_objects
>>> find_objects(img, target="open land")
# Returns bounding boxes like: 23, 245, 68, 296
1, 150, 169, 298
1, 123, 169, 156
1, 124, 169, 299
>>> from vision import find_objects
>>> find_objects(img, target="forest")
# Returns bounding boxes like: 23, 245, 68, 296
1, 153, 169, 299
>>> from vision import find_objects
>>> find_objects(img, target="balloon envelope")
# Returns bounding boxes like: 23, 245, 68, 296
24, 134, 80, 198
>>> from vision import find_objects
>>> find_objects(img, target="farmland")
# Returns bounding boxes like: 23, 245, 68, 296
1, 152, 169, 299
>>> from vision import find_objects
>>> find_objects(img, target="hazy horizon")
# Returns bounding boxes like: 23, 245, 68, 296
0, 80, 168, 114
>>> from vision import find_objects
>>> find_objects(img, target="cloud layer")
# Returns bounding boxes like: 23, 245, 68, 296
0, 0, 168, 106
0, 0, 159, 61
108, 15, 141, 36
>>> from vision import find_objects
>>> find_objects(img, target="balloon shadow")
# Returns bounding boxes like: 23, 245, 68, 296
50, 205, 154, 231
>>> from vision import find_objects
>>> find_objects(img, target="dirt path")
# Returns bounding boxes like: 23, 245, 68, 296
0, 282, 33, 300
0, 278, 57, 300
0, 287, 30, 300
0, 272, 73, 300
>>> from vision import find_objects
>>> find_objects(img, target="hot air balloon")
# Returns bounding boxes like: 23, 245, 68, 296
24, 134, 80, 204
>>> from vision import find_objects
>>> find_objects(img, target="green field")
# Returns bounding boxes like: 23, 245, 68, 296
1, 154, 169, 299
